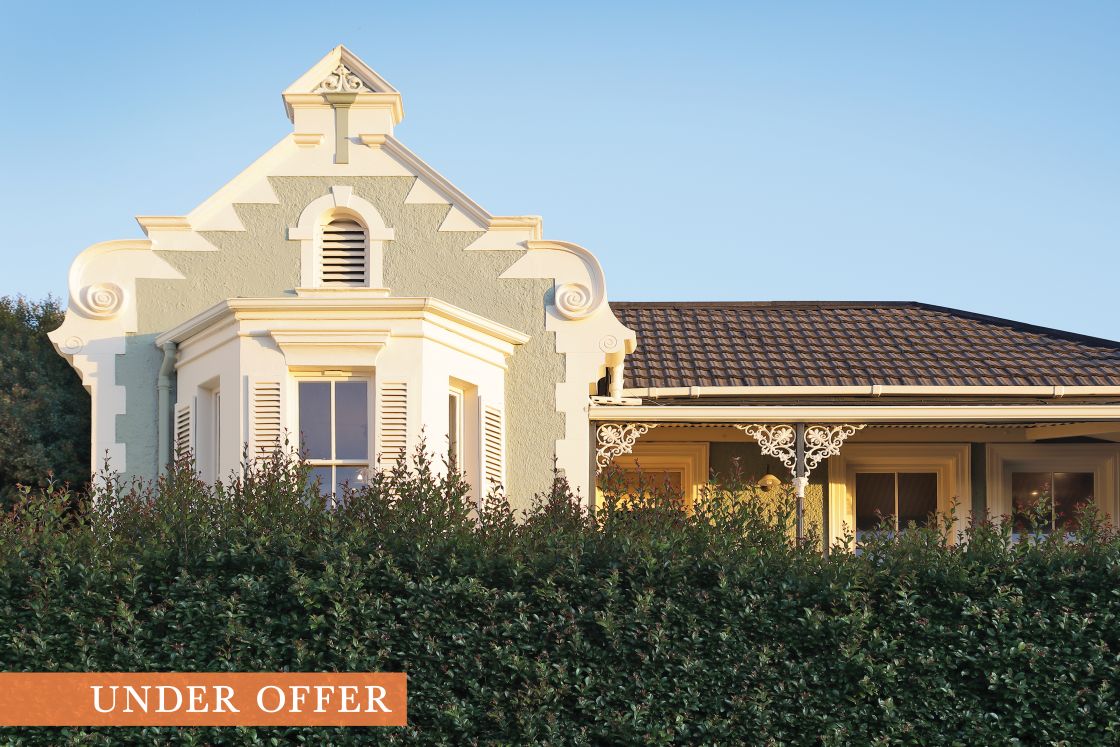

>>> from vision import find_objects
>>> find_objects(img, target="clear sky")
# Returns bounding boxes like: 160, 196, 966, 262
1, 1, 1117, 338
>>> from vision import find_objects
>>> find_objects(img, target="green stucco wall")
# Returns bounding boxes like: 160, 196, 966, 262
120, 176, 563, 504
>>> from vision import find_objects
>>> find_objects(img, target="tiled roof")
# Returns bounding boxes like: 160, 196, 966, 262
611, 302, 1120, 388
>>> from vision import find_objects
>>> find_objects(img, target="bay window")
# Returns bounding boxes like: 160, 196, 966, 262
298, 378, 370, 499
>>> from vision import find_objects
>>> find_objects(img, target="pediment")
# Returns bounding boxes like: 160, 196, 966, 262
283, 45, 398, 96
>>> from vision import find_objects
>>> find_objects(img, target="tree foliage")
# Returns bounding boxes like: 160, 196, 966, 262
1, 451, 1119, 745
0, 296, 90, 506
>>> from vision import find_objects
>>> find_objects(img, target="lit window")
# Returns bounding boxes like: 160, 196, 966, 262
855, 472, 937, 535
299, 379, 370, 501
1012, 472, 1093, 533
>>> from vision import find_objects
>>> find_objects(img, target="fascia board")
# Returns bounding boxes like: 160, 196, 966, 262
589, 404, 1120, 423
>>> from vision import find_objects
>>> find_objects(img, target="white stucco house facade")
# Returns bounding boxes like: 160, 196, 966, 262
51, 46, 1120, 545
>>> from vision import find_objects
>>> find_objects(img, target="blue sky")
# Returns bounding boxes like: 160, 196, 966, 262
1, 1, 1117, 338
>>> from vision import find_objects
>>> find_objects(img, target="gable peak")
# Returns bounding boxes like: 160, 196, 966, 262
281, 45, 404, 134
284, 45, 398, 96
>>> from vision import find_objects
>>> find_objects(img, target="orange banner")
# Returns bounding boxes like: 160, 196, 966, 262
0, 673, 407, 727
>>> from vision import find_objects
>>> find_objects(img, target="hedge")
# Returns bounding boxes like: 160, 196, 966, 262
1, 450, 1119, 745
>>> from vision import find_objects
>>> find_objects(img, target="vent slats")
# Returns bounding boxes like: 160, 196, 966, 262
321, 218, 367, 286
484, 406, 503, 488
174, 403, 192, 460
252, 381, 282, 460
379, 382, 408, 467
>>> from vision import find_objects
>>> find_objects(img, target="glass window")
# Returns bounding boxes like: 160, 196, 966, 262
448, 389, 463, 467
856, 472, 937, 535
1012, 471, 1093, 533
299, 380, 370, 502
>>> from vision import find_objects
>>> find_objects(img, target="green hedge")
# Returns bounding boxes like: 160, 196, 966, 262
1, 452, 1119, 745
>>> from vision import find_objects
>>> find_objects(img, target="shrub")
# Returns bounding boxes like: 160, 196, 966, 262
0, 296, 90, 508
1, 451, 1119, 745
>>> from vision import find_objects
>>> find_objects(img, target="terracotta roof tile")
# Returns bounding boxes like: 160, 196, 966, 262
611, 302, 1120, 388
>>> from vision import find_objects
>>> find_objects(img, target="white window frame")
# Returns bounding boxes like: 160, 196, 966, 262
850, 469, 940, 535
295, 373, 374, 499
448, 385, 464, 468
828, 444, 970, 546
986, 444, 1120, 528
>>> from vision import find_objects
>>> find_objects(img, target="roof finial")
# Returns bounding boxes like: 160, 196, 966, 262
315, 62, 370, 94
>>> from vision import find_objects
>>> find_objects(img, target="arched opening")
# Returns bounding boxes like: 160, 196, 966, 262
319, 210, 368, 287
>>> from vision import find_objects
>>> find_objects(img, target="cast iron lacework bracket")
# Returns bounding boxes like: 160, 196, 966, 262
595, 423, 659, 473
735, 423, 865, 496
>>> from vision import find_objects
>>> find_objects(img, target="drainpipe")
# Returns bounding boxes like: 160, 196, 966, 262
157, 342, 178, 471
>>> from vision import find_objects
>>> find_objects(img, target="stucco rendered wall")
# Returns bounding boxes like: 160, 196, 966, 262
119, 176, 564, 505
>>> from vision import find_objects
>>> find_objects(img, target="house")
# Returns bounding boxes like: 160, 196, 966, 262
50, 46, 1120, 546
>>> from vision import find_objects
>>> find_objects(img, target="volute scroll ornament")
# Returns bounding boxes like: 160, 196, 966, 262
76, 283, 125, 320
554, 282, 597, 320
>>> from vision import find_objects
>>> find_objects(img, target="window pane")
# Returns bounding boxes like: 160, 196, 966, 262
448, 392, 460, 464
1012, 472, 1051, 532
299, 382, 332, 459
307, 466, 333, 497
898, 473, 937, 528
1054, 472, 1093, 531
335, 465, 368, 496
334, 382, 369, 460
856, 473, 895, 531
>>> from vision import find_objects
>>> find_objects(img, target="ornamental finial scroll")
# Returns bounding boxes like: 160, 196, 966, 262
315, 63, 370, 94
596, 422, 658, 472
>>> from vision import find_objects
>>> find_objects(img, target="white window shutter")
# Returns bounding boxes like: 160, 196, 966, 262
251, 381, 283, 460
174, 402, 193, 461
320, 217, 368, 286
378, 382, 408, 468
483, 405, 504, 488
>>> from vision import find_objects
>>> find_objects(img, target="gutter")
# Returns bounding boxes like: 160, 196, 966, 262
157, 342, 178, 470
621, 385, 1120, 399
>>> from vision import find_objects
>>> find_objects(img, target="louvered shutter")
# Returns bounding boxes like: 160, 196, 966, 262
251, 381, 283, 460
174, 402, 193, 460
320, 217, 367, 286
378, 382, 408, 468
483, 405, 504, 488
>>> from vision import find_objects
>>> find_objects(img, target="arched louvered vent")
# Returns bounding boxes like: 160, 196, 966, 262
320, 216, 368, 286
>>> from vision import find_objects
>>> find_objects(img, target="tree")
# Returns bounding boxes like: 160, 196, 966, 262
0, 296, 90, 506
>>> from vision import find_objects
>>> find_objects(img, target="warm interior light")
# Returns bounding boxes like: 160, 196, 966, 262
757, 472, 782, 492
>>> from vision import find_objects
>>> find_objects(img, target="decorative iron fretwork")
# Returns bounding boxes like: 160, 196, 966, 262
316, 63, 370, 94
596, 423, 658, 472
736, 423, 865, 478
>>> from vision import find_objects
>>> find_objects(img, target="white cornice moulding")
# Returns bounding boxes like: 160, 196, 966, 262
155, 295, 531, 350
136, 216, 191, 234
293, 133, 324, 147
270, 329, 391, 369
